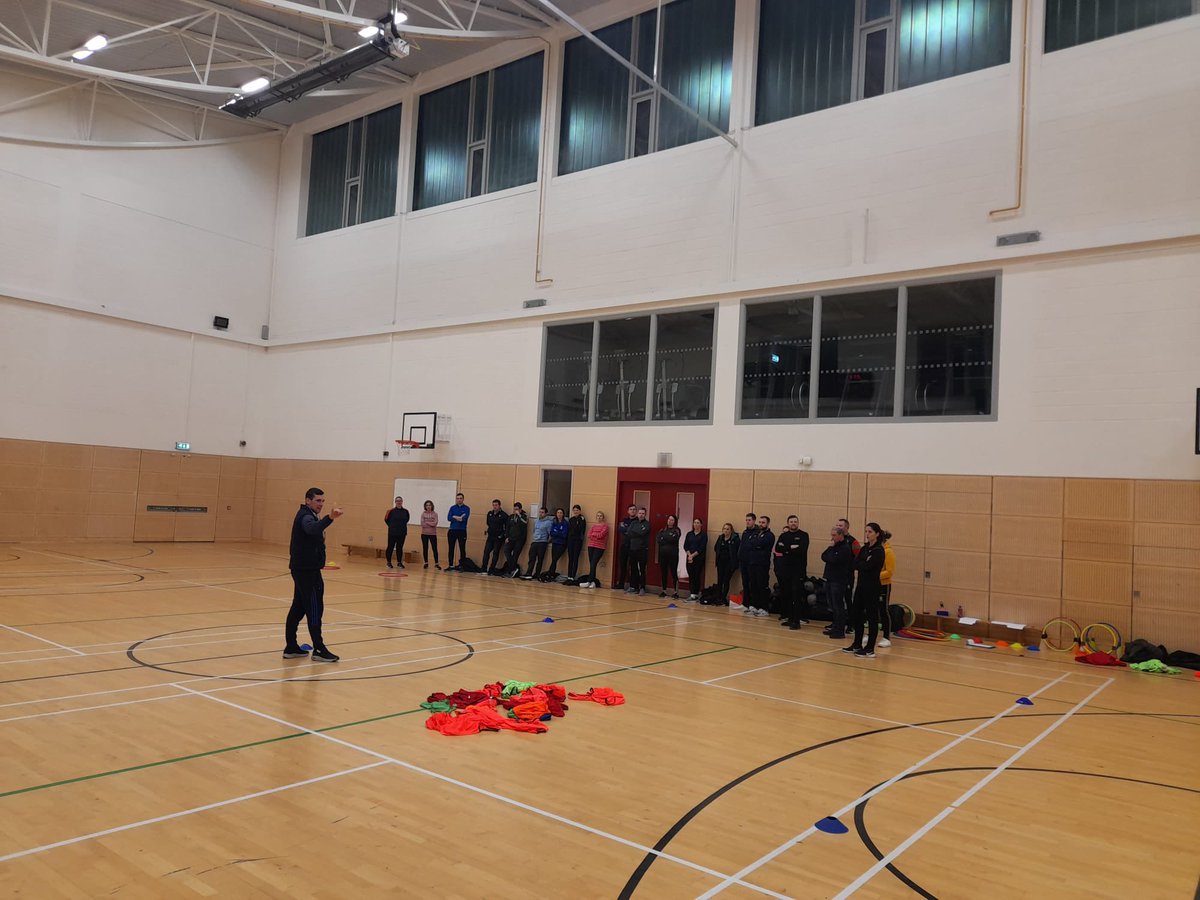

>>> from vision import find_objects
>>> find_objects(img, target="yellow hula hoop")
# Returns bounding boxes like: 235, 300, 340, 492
1040, 617, 1081, 652
895, 603, 917, 628
1082, 622, 1123, 655
897, 627, 948, 642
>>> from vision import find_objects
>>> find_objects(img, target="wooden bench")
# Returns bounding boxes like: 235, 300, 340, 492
343, 543, 385, 559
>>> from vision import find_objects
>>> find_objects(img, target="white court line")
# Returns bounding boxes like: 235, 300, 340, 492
0, 623, 85, 657
0, 762, 389, 863
830, 676, 1115, 899
173, 686, 791, 899
0, 616, 690, 725
703, 648, 840, 683
694, 670, 1076, 899
503, 641, 1026, 750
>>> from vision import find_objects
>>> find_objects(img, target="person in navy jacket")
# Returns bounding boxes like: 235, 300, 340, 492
446, 492, 470, 570
284, 487, 343, 663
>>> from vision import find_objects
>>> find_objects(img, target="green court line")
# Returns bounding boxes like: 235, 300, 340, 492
0, 646, 734, 800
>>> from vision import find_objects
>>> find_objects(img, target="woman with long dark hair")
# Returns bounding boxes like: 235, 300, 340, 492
843, 522, 886, 658
710, 523, 740, 606
683, 517, 707, 601
656, 513, 682, 599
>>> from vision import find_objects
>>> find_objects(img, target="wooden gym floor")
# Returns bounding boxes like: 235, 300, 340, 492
0, 541, 1197, 899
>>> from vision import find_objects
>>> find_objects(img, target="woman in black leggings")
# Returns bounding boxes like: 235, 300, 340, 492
419, 500, 440, 569
710, 523, 739, 605
843, 523, 886, 658
656, 514, 682, 599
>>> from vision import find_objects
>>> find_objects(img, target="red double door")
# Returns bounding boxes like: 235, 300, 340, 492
616, 468, 709, 589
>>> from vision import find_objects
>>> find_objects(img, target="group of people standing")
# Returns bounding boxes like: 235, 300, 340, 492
285, 487, 897, 666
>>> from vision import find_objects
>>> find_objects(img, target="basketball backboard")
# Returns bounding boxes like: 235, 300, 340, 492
400, 411, 438, 449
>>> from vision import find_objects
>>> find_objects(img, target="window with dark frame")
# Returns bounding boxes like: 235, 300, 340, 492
755, 0, 1012, 126
413, 52, 543, 211
541, 310, 716, 425
305, 103, 402, 237
1045, 0, 1196, 52
740, 277, 997, 421
558, 0, 734, 176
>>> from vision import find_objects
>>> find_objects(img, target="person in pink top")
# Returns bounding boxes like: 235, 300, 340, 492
420, 500, 440, 570
578, 510, 610, 589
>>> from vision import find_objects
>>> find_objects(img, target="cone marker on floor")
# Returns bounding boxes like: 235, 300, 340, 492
815, 817, 848, 834
1016, 697, 1033, 706
542, 617, 555, 623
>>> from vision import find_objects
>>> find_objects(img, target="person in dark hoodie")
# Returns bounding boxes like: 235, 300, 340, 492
566, 504, 586, 582
821, 525, 855, 639
482, 499, 508, 575
843, 522, 887, 659
707, 522, 739, 605
545, 508, 570, 580
656, 513, 682, 599
739, 514, 775, 617
502, 502, 528, 577
683, 517, 707, 601
775, 515, 810, 630
383, 496, 409, 569
284, 487, 343, 663
624, 507, 651, 595
612, 504, 637, 591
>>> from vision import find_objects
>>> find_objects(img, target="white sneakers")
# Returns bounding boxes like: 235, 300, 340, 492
877, 638, 892, 648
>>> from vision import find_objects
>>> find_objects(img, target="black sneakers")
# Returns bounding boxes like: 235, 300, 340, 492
311, 648, 340, 663
282, 647, 308, 659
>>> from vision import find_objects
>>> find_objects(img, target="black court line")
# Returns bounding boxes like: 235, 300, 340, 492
618, 711, 1200, 898
853, 766, 1200, 899
126, 623, 475, 682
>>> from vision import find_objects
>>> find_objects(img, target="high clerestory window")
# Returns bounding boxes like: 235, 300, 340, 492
305, 103, 402, 236
755, 0, 1012, 125
741, 277, 996, 421
1044, 0, 1197, 52
558, 0, 735, 176
413, 52, 544, 210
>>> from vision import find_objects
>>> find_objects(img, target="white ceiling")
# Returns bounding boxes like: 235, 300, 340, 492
0, 0, 593, 129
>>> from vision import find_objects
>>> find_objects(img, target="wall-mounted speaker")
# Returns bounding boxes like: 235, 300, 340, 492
213, 316, 230, 330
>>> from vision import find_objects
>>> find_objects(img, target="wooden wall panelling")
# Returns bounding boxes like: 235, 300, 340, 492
709, 469, 754, 502
0, 439, 45, 465
992, 477, 1063, 517
988, 594, 1060, 628
923, 585, 988, 618
1064, 478, 1134, 521
799, 471, 848, 507
753, 470, 799, 509
990, 555, 1062, 598
1135, 480, 1200, 524
991, 516, 1063, 557
1132, 566, 1193, 612
1061, 559, 1132, 605
847, 473, 867, 509
924, 549, 990, 591
926, 474, 991, 494
867, 509, 926, 547
1063, 600, 1132, 639
1131, 608, 1200, 651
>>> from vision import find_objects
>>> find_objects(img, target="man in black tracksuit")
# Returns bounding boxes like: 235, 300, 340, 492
821, 526, 855, 639
285, 487, 343, 663
482, 499, 508, 575
383, 496, 409, 569
501, 502, 528, 576
739, 513, 774, 615
612, 504, 637, 591
774, 515, 810, 629
624, 507, 651, 594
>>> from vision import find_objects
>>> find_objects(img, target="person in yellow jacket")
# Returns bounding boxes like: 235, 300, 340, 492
877, 530, 895, 648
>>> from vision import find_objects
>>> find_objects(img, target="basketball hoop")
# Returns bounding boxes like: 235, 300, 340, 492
395, 439, 421, 456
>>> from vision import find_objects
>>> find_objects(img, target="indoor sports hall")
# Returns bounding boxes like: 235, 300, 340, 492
0, 0, 1197, 897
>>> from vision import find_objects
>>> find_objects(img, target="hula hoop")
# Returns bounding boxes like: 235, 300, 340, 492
1082, 622, 1123, 655
897, 627, 949, 642
1040, 617, 1081, 653
894, 603, 916, 628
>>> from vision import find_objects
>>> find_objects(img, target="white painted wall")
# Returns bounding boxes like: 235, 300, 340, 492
0, 295, 257, 455
265, 2, 1199, 342
0, 68, 280, 343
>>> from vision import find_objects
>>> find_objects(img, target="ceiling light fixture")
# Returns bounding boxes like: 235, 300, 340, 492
221, 15, 409, 118
358, 24, 381, 37
83, 34, 109, 51
393, 10, 409, 24
240, 77, 270, 94
71, 49, 93, 60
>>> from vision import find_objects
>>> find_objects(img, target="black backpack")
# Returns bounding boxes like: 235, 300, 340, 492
457, 557, 481, 574
887, 604, 906, 633
1165, 650, 1200, 671
1120, 638, 1167, 664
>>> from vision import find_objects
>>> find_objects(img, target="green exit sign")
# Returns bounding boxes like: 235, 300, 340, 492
175, 441, 191, 451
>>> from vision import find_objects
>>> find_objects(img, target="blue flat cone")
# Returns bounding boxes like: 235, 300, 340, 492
815, 817, 848, 835
299, 644, 312, 652
542, 617, 555, 623
1016, 697, 1033, 706
667, 603, 678, 608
